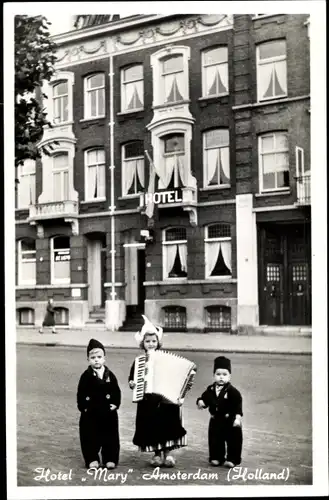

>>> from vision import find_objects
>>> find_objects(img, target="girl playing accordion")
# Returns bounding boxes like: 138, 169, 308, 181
128, 316, 187, 467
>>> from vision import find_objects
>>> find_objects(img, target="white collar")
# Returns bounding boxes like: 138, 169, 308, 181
93, 366, 105, 379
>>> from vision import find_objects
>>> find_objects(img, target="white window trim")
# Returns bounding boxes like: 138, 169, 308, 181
202, 47, 229, 98
202, 129, 230, 188
17, 160, 36, 209
50, 237, 71, 285
258, 132, 289, 193
151, 46, 191, 108
84, 73, 105, 119
84, 149, 106, 202
256, 41, 287, 103
121, 144, 144, 198
295, 146, 305, 177
120, 65, 144, 113
162, 229, 188, 281
204, 226, 232, 279
43, 71, 75, 125
18, 240, 36, 286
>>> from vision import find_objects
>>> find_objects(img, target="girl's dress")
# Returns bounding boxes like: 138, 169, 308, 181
129, 358, 187, 452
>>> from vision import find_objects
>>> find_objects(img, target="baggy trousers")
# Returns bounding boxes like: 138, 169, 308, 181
79, 410, 120, 467
208, 416, 243, 465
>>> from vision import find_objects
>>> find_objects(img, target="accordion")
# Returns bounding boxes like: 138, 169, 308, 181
132, 350, 197, 405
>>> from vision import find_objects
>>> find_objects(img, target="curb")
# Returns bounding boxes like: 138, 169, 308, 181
16, 341, 311, 355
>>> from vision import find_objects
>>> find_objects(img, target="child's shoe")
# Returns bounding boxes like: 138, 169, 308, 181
150, 454, 162, 467
210, 460, 220, 466
224, 461, 235, 468
105, 462, 116, 469
89, 461, 99, 468
164, 455, 176, 467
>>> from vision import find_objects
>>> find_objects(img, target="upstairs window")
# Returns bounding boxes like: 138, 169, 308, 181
121, 65, 144, 112
53, 81, 69, 124
122, 141, 144, 196
84, 73, 105, 118
203, 129, 230, 188
17, 159, 36, 208
17, 239, 36, 285
163, 227, 187, 279
257, 40, 287, 101
161, 55, 184, 104
259, 132, 290, 191
53, 153, 69, 201
205, 224, 232, 278
202, 47, 228, 97
159, 133, 185, 190
85, 149, 106, 201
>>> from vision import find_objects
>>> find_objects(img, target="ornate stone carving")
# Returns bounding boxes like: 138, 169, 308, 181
183, 206, 198, 227
36, 224, 44, 239
65, 218, 79, 236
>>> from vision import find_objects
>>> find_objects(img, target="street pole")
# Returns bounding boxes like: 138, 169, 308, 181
109, 54, 116, 332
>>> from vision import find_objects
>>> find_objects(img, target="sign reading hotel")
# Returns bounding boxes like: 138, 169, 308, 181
140, 189, 182, 206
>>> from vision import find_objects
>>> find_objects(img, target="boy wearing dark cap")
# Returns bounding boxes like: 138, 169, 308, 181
77, 339, 121, 470
196, 356, 243, 468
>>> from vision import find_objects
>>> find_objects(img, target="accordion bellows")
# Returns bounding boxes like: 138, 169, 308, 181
133, 350, 197, 405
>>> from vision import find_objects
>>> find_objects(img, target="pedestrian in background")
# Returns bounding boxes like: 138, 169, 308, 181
128, 315, 187, 468
77, 338, 121, 470
197, 355, 243, 468
39, 298, 56, 334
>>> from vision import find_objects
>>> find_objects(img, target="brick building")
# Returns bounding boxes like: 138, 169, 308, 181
15, 13, 311, 333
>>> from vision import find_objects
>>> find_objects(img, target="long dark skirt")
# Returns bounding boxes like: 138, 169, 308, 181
133, 395, 187, 452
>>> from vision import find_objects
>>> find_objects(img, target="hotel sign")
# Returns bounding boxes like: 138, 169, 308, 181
141, 188, 182, 206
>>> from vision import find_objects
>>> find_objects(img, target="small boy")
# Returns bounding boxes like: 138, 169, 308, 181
77, 338, 121, 469
197, 356, 243, 468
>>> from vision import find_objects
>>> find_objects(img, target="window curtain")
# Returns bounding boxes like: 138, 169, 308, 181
178, 243, 187, 272
136, 158, 145, 188
220, 147, 230, 183
30, 174, 36, 204
206, 148, 219, 185
55, 260, 70, 280
206, 64, 228, 95
206, 242, 220, 276
127, 82, 143, 110
97, 88, 105, 115
123, 160, 136, 196
98, 164, 106, 197
165, 244, 178, 277
273, 61, 287, 95
22, 260, 36, 282
177, 155, 188, 186
258, 64, 273, 99
87, 165, 97, 199
53, 172, 62, 201
262, 154, 276, 174
158, 156, 176, 189
164, 73, 184, 103
124, 82, 134, 110
220, 241, 232, 273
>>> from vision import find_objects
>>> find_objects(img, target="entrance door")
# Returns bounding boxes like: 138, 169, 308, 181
87, 236, 106, 311
258, 223, 311, 326
124, 243, 145, 318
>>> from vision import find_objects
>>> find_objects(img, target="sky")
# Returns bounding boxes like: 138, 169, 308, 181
46, 14, 75, 35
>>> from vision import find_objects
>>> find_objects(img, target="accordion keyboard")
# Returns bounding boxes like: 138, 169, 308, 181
132, 355, 147, 402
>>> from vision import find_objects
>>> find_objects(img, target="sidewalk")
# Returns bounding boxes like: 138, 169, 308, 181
15, 327, 312, 355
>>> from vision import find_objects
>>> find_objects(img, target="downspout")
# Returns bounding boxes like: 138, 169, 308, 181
109, 53, 116, 331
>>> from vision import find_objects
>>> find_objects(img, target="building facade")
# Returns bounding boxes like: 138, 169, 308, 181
15, 13, 311, 333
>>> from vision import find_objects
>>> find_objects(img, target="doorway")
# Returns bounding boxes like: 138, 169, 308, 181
124, 242, 146, 318
87, 234, 107, 311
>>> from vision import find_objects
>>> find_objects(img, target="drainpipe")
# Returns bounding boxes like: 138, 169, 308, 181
109, 54, 116, 331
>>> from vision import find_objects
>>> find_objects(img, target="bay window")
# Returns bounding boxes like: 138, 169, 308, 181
158, 133, 186, 190
53, 153, 69, 201
53, 81, 69, 123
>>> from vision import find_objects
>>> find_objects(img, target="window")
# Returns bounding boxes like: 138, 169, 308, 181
202, 47, 228, 97
205, 224, 232, 278
51, 236, 70, 284
17, 308, 35, 325
121, 65, 144, 112
206, 305, 231, 331
17, 160, 36, 208
257, 40, 287, 101
54, 307, 69, 325
122, 142, 144, 196
53, 81, 69, 123
53, 153, 69, 201
158, 133, 185, 189
161, 55, 184, 104
84, 73, 105, 118
259, 132, 289, 191
203, 129, 230, 188
163, 227, 187, 279
18, 239, 36, 285
85, 149, 106, 200
163, 306, 187, 331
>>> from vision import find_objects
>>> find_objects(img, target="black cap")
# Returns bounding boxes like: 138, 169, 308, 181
87, 338, 105, 356
214, 356, 231, 373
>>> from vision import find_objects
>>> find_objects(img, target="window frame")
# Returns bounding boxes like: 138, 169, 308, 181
84, 148, 106, 201
120, 64, 144, 113
202, 46, 229, 98
202, 128, 230, 189
17, 308, 35, 326
121, 141, 145, 198
17, 160, 36, 209
84, 73, 106, 119
160, 133, 185, 189
258, 131, 290, 193
52, 80, 69, 124
204, 224, 232, 279
162, 227, 188, 280
17, 239, 36, 286
256, 40, 287, 102
52, 152, 70, 202
50, 236, 71, 285
43, 71, 75, 126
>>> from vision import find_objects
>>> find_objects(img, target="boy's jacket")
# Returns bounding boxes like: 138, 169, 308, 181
197, 382, 243, 421
77, 366, 121, 413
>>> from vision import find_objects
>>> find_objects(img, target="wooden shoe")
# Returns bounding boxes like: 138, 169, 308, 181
224, 461, 235, 468
210, 460, 220, 466
106, 462, 116, 469
150, 455, 162, 467
164, 455, 175, 467
89, 461, 99, 468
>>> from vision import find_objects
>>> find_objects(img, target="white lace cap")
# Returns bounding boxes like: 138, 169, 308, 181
135, 314, 163, 345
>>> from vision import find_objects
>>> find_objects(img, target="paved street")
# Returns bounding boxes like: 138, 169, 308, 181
16, 345, 312, 487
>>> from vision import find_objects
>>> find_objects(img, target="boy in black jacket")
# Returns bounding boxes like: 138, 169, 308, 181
197, 356, 243, 468
77, 339, 121, 470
